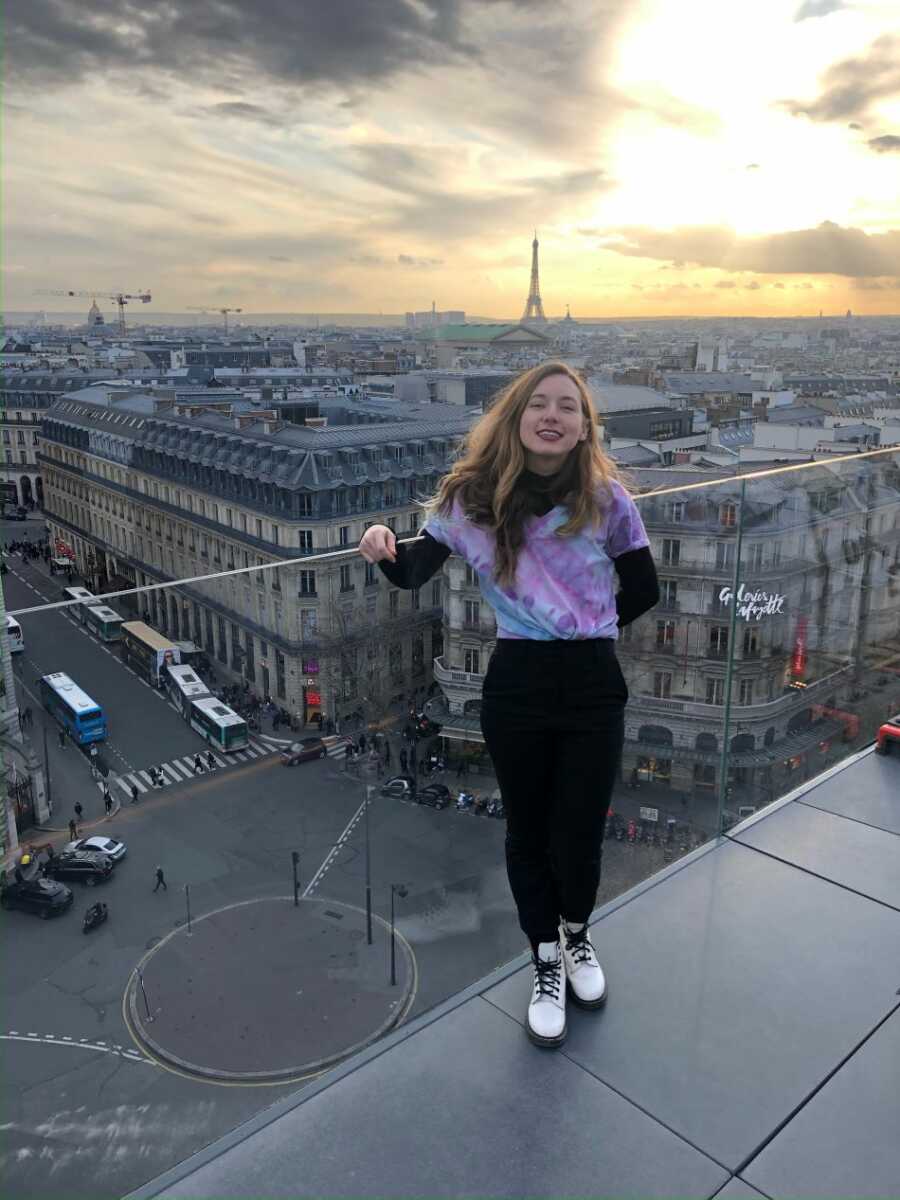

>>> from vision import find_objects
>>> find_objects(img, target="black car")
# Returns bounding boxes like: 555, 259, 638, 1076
281, 737, 329, 766
418, 783, 451, 808
45, 850, 114, 887
415, 716, 442, 739
1, 876, 74, 918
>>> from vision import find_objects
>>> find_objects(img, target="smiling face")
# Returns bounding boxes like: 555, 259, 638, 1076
518, 372, 590, 475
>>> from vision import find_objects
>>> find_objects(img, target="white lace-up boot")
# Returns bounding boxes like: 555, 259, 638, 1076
560, 921, 608, 1009
526, 940, 567, 1047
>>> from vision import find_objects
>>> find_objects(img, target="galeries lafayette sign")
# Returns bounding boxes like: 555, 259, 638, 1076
718, 584, 786, 621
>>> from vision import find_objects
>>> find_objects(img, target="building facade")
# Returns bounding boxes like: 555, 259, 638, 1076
40, 389, 477, 726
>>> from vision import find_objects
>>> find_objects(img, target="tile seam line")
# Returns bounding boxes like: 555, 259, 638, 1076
475, 993, 735, 1177
733, 997, 900, 1178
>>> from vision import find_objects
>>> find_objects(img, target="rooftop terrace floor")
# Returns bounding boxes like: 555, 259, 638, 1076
130, 746, 900, 1199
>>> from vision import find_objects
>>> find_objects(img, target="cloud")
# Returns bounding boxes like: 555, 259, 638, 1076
746, 163, 760, 170
5, 0, 487, 93
781, 34, 900, 124
714, 280, 736, 288
744, 281, 761, 290
868, 135, 900, 153
397, 254, 444, 268
600, 220, 900, 277
200, 102, 290, 128
268, 255, 291, 262
794, 0, 846, 20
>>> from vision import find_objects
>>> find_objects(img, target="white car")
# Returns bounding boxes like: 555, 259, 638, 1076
63, 836, 127, 863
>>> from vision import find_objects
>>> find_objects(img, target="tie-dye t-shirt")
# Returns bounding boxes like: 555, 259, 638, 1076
422, 480, 650, 641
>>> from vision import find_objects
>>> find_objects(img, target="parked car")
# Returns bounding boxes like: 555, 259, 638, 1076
281, 737, 329, 766
418, 783, 451, 807
1, 876, 73, 918
3, 507, 27, 522
64, 836, 127, 863
381, 774, 417, 798
45, 851, 114, 887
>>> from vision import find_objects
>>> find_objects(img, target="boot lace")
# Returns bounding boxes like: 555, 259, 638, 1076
564, 926, 594, 967
533, 954, 563, 999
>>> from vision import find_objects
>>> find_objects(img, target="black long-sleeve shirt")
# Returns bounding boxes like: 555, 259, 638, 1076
378, 476, 660, 630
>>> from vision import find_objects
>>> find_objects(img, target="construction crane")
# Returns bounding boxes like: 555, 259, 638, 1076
35, 289, 151, 335
186, 306, 243, 334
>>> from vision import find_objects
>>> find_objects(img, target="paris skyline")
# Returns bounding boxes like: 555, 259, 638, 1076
4, 0, 900, 319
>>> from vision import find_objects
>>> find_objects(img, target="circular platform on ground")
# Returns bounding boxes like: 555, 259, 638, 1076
126, 897, 416, 1082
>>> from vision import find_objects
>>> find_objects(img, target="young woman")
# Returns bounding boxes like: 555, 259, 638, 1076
359, 361, 659, 1048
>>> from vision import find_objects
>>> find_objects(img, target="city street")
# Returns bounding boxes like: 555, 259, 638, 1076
0, 521, 730, 1199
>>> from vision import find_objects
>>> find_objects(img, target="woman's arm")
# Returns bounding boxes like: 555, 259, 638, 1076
378, 531, 451, 590
613, 546, 660, 627
359, 523, 451, 591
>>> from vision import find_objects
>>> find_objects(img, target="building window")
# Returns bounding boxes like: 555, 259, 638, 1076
256, 518, 263, 539
464, 599, 480, 628
300, 609, 317, 639
664, 501, 685, 523
364, 561, 377, 586
298, 570, 316, 596
339, 563, 353, 592
660, 579, 678, 610
656, 620, 676, 649
464, 564, 478, 587
748, 543, 764, 571
709, 625, 729, 656
409, 511, 420, 532
299, 530, 313, 553
275, 650, 286, 699
653, 672, 672, 699
706, 678, 725, 705
715, 541, 735, 570
339, 526, 349, 546
720, 502, 738, 528
743, 627, 760, 657
431, 578, 441, 607
271, 524, 279, 546
217, 616, 228, 664
464, 647, 480, 674
661, 538, 680, 566
738, 679, 755, 705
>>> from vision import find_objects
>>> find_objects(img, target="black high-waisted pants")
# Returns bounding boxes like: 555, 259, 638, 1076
480, 638, 627, 948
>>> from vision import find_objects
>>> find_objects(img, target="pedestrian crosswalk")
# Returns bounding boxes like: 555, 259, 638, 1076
98, 737, 277, 796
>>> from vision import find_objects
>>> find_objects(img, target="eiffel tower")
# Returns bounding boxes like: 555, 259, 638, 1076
522, 231, 547, 323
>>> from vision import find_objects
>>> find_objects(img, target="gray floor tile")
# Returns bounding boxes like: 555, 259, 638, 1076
483, 840, 900, 1170
743, 1008, 900, 1200
733, 800, 900, 911
798, 752, 900, 835
712, 1179, 770, 1199
151, 997, 729, 1199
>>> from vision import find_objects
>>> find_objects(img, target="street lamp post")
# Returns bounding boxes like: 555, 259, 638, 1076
390, 884, 408, 986
364, 784, 373, 944
291, 850, 300, 906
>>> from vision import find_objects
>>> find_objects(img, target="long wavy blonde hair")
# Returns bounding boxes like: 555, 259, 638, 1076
423, 361, 627, 587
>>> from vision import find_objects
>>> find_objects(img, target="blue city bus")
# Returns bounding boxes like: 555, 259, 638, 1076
39, 672, 107, 745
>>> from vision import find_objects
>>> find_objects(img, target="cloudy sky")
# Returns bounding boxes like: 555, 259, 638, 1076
5, 0, 900, 319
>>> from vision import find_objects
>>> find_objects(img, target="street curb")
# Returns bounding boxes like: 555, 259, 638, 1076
125, 896, 416, 1083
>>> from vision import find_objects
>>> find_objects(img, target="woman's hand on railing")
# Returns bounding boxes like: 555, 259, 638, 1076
358, 524, 397, 564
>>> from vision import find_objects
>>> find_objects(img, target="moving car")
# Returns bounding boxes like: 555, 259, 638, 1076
45, 850, 114, 887
1, 876, 73, 918
281, 737, 329, 766
381, 774, 417, 798
64, 836, 127, 863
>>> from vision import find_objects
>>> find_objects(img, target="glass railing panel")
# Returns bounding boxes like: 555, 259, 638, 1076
719, 448, 900, 832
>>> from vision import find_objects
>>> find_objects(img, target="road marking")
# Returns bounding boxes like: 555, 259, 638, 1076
303, 792, 371, 897
1, 1032, 158, 1065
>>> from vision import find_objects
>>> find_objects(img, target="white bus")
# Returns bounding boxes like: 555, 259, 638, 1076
39, 672, 107, 745
63, 586, 96, 622
120, 620, 181, 687
4, 614, 24, 654
189, 696, 250, 753
83, 604, 124, 643
165, 663, 211, 717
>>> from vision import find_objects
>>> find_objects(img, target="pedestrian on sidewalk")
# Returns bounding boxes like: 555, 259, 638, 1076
358, 732, 367, 753
130, 783, 139, 805
104, 789, 113, 817
358, 360, 659, 1051
153, 866, 167, 892
192, 754, 204, 775
344, 742, 353, 771
74, 801, 83, 823
68, 819, 78, 841
384, 741, 392, 768
399, 747, 408, 773
205, 750, 216, 771
58, 726, 66, 749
